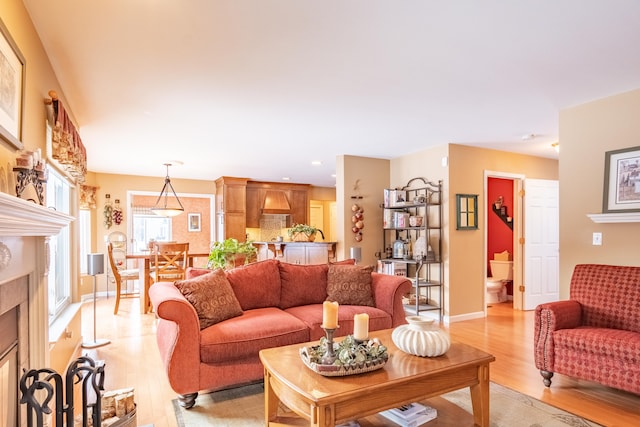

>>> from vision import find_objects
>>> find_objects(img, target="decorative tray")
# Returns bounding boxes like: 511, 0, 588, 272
299, 335, 388, 377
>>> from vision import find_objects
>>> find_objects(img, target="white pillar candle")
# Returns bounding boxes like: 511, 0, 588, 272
322, 301, 339, 329
353, 313, 369, 340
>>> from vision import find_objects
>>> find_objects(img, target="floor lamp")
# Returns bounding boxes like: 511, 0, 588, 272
82, 253, 110, 349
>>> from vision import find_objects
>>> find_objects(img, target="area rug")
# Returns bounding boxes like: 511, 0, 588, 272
172, 381, 602, 427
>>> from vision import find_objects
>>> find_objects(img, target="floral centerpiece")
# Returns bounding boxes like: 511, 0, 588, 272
300, 335, 388, 376
288, 223, 323, 242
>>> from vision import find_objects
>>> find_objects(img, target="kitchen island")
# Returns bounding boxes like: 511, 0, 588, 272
253, 241, 337, 264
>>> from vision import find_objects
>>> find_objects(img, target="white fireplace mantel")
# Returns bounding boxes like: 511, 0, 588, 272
0, 192, 74, 236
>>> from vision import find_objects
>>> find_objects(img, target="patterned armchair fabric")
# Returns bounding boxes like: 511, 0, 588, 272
534, 264, 640, 394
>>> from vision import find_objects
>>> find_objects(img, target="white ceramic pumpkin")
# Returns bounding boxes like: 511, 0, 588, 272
392, 316, 450, 357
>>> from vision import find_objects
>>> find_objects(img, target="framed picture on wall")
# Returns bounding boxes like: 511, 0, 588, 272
0, 17, 26, 150
188, 213, 201, 232
602, 146, 640, 213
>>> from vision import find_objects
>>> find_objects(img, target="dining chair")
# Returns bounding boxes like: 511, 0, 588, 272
107, 242, 140, 314
150, 242, 190, 283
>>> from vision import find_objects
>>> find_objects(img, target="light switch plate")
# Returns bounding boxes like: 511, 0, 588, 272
592, 232, 602, 246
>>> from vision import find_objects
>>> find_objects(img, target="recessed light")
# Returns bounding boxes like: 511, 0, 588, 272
282, 176, 291, 181
311, 160, 322, 166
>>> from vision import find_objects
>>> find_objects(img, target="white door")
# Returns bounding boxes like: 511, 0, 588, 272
523, 179, 559, 310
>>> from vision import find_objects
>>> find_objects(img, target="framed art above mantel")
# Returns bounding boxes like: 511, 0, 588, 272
602, 145, 640, 213
0, 17, 25, 150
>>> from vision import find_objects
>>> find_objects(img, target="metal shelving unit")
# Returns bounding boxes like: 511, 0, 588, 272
378, 177, 443, 322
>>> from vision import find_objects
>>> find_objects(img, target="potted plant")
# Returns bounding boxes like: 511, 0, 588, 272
207, 238, 258, 270
288, 224, 324, 242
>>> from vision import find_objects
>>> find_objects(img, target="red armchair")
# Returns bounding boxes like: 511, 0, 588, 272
534, 264, 640, 394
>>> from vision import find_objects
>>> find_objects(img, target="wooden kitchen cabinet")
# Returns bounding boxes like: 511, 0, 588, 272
289, 189, 309, 225
283, 243, 329, 265
215, 177, 249, 241
245, 186, 263, 228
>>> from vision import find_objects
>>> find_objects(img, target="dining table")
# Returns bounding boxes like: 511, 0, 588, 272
126, 252, 210, 314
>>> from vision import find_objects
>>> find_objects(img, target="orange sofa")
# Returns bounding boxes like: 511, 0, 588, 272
149, 259, 411, 408
534, 264, 640, 394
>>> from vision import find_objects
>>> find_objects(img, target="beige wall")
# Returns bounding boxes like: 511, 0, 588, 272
559, 89, 640, 298
337, 155, 390, 264
447, 145, 558, 318
388, 144, 558, 319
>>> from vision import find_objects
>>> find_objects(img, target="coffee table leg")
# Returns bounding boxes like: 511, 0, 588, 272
312, 404, 335, 427
470, 363, 490, 427
264, 370, 280, 425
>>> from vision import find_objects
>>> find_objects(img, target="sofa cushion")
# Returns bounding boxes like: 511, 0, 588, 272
200, 307, 309, 364
553, 327, 640, 364
285, 304, 393, 341
331, 258, 356, 265
326, 264, 375, 306
279, 262, 328, 309
225, 259, 282, 310
174, 269, 243, 330
185, 267, 212, 279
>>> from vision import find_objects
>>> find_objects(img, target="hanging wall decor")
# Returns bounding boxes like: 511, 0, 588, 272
104, 194, 113, 229
112, 199, 123, 225
351, 203, 364, 241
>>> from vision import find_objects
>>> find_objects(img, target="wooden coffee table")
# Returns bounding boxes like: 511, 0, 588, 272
259, 328, 495, 427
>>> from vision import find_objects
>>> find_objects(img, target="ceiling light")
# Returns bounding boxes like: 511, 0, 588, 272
521, 133, 536, 141
282, 176, 291, 181
311, 160, 322, 166
151, 163, 184, 217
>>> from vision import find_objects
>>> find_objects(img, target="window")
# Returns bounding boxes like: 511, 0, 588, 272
79, 209, 91, 274
46, 169, 71, 321
132, 214, 172, 253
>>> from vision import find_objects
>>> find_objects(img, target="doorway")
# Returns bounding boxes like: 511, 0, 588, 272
484, 172, 560, 312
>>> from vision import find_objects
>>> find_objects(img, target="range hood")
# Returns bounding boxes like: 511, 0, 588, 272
262, 190, 291, 214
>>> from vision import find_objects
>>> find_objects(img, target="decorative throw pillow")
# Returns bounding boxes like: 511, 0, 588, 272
330, 258, 356, 266
174, 269, 243, 330
326, 264, 375, 306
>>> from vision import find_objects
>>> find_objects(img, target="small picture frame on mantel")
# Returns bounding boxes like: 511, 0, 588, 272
602, 146, 640, 213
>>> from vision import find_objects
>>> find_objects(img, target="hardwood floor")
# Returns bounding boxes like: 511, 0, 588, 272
79, 298, 640, 427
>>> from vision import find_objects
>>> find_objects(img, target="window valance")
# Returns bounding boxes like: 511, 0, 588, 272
45, 90, 87, 183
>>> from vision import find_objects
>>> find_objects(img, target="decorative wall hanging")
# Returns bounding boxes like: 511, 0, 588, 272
602, 145, 640, 213
456, 194, 478, 230
351, 203, 364, 241
0, 17, 25, 150
112, 199, 123, 225
104, 194, 113, 229
188, 213, 201, 232
45, 91, 87, 183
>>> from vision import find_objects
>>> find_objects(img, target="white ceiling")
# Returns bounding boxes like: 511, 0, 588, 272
22, 0, 640, 187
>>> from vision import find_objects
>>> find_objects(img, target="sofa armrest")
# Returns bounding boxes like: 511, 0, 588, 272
534, 300, 583, 371
371, 272, 412, 327
148, 281, 201, 395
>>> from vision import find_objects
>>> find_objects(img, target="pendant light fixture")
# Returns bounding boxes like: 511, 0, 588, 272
151, 163, 184, 217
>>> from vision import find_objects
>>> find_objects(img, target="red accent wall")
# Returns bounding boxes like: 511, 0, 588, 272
487, 178, 513, 280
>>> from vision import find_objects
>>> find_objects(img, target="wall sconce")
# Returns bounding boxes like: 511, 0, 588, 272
551, 142, 559, 152
456, 194, 478, 230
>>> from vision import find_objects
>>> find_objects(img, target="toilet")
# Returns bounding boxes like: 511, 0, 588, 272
486, 260, 513, 304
